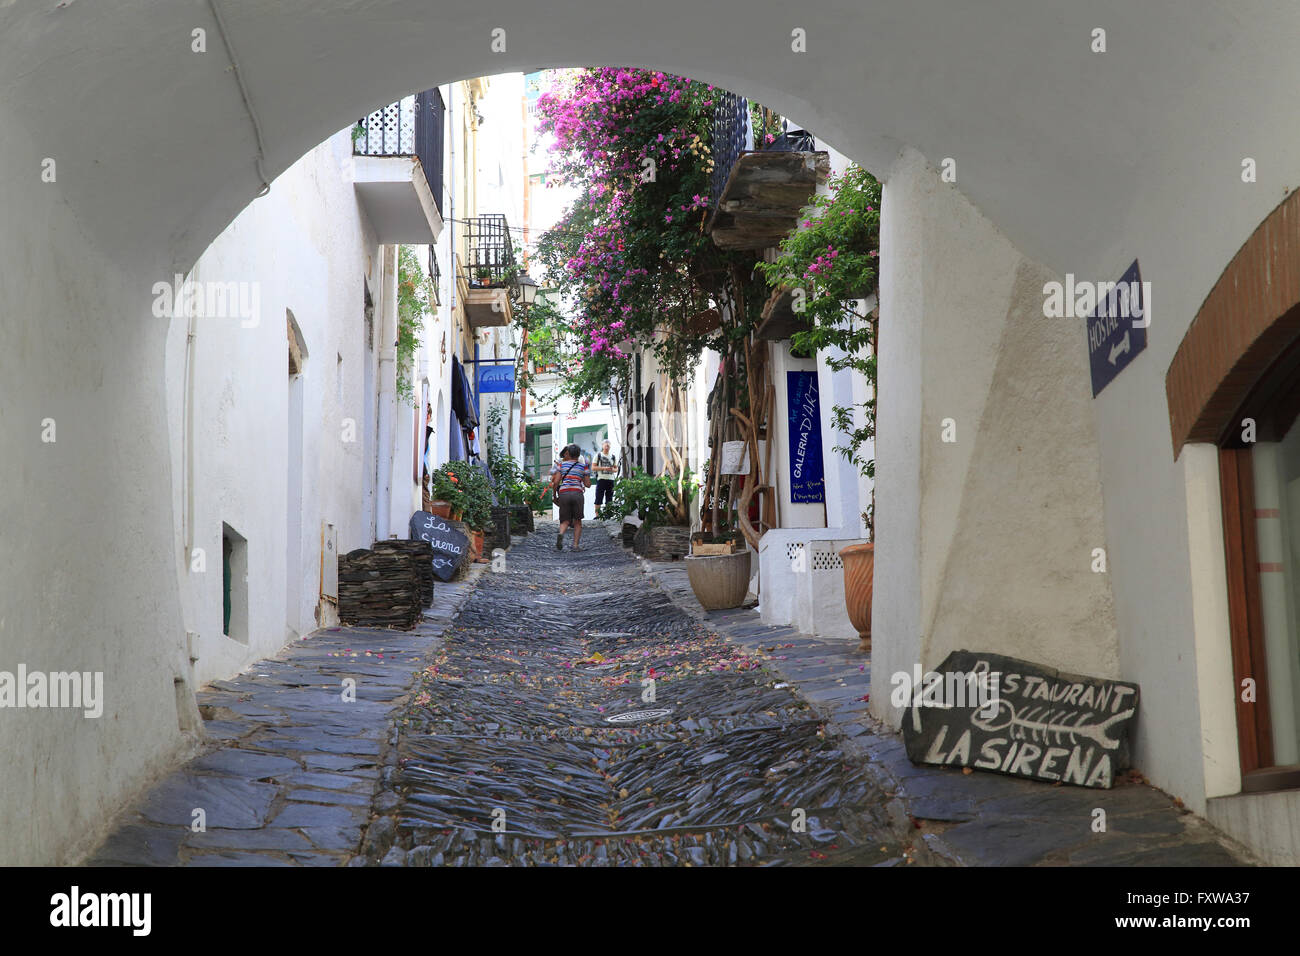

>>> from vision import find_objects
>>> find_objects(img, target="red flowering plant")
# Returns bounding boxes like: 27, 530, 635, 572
526, 68, 769, 405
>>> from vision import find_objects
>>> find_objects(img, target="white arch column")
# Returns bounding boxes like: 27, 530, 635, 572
870, 148, 1119, 728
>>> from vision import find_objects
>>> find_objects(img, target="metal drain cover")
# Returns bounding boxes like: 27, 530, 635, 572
606, 708, 673, 724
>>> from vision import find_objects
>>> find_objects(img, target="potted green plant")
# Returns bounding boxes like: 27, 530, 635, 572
691, 485, 741, 555
427, 467, 466, 519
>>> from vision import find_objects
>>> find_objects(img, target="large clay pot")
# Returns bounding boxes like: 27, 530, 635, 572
685, 550, 752, 610
839, 542, 874, 653
429, 500, 453, 519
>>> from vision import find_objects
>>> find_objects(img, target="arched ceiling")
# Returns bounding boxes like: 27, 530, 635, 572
2, 0, 1297, 294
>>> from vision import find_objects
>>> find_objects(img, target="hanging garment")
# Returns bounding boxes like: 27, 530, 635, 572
450, 357, 469, 423
451, 357, 479, 429
448, 409, 467, 461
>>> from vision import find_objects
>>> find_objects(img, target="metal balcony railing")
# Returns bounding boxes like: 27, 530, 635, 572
354, 87, 446, 216
709, 91, 749, 207
709, 93, 816, 207
463, 214, 517, 287
429, 247, 442, 305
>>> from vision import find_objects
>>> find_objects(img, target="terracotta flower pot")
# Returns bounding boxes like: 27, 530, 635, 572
685, 550, 752, 610
839, 542, 874, 653
429, 500, 453, 519
469, 529, 484, 561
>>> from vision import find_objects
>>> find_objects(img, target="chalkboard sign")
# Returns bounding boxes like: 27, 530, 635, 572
408, 511, 468, 582
900, 650, 1139, 789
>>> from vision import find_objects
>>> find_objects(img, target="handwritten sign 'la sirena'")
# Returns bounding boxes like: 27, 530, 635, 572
408, 511, 468, 582
900, 649, 1139, 788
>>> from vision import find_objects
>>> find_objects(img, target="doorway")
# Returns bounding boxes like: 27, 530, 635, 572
1218, 334, 1300, 791
286, 309, 307, 639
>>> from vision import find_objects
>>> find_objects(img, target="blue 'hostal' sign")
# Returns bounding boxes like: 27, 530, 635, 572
1087, 259, 1148, 397
787, 370, 825, 504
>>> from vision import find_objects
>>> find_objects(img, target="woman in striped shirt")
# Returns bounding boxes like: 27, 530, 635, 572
550, 444, 592, 551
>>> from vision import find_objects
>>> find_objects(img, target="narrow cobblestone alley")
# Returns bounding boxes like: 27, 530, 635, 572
356, 524, 905, 866
85, 521, 1249, 869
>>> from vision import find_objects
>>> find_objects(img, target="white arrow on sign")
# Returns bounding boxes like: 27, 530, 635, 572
1108, 331, 1131, 366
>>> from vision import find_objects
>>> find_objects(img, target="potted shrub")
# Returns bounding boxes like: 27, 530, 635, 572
427, 468, 466, 519
691, 502, 741, 555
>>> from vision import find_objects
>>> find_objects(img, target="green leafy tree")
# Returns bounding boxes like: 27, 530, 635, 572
757, 164, 880, 489
396, 245, 432, 403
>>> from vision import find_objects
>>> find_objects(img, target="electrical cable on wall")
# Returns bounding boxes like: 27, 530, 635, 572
207, 0, 272, 198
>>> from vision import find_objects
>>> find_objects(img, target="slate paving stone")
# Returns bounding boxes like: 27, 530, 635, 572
203, 721, 254, 741
86, 825, 186, 866
138, 775, 278, 829
939, 816, 1091, 866
1067, 838, 1245, 867
189, 750, 301, 779
185, 827, 316, 852
285, 788, 372, 807
300, 826, 363, 853
188, 852, 296, 867
287, 852, 346, 866
272, 803, 365, 829
284, 770, 372, 790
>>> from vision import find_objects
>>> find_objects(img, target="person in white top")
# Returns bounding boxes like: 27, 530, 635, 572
593, 439, 618, 512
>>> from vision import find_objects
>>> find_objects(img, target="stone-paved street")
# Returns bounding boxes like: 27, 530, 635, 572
84, 571, 485, 866
85, 519, 1252, 867
354, 523, 907, 866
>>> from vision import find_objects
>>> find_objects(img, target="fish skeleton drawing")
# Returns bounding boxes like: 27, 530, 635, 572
970, 699, 1134, 750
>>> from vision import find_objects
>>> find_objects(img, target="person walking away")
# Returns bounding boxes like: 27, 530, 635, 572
550, 444, 591, 551
593, 439, 617, 512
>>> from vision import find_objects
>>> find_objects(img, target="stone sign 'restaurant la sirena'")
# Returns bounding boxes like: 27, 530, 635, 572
900, 650, 1139, 789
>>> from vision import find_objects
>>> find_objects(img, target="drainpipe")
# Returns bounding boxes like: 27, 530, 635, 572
447, 82, 457, 467
376, 245, 398, 538
181, 264, 200, 671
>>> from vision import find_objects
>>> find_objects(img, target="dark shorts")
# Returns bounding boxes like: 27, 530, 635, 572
557, 491, 585, 523
595, 479, 615, 507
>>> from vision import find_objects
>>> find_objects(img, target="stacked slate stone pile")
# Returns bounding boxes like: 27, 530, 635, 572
633, 524, 691, 561
371, 540, 436, 608
486, 507, 512, 552
511, 505, 534, 534
338, 547, 423, 629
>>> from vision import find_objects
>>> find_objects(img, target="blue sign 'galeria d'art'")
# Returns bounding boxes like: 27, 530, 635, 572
787, 370, 825, 504
477, 363, 515, 393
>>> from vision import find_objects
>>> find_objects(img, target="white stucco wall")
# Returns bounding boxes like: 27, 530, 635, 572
0, 106, 195, 865
872, 148, 1119, 755
163, 130, 392, 686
